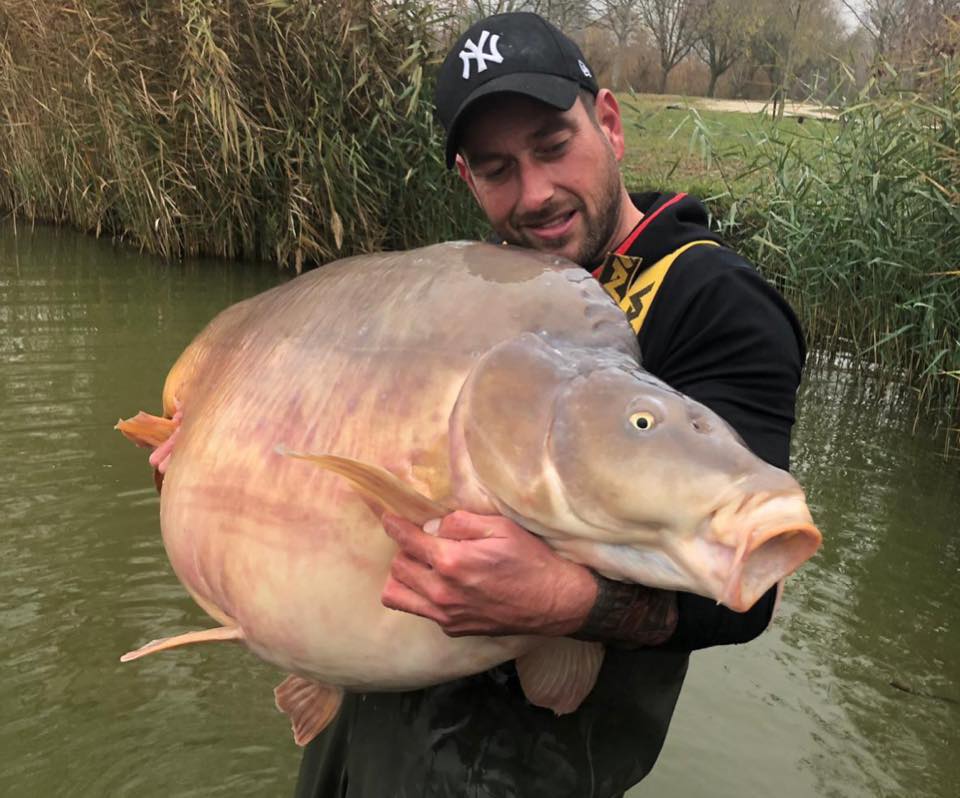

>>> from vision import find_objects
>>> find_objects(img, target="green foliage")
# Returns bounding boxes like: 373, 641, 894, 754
619, 75, 959, 423
0, 0, 484, 270
716, 61, 960, 421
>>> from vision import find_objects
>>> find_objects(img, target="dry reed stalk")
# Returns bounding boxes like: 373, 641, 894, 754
0, 0, 482, 270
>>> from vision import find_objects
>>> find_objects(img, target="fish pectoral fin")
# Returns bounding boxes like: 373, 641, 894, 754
515, 638, 605, 716
276, 447, 450, 526
274, 674, 344, 746
115, 411, 178, 449
120, 626, 243, 662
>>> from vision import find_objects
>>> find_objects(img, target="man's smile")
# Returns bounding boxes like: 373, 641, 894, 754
521, 209, 577, 242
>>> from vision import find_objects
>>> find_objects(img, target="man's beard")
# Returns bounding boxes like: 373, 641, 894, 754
498, 152, 623, 268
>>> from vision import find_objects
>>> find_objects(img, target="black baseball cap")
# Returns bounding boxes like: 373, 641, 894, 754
435, 12, 598, 168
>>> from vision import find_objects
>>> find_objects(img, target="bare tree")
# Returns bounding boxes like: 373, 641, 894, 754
445, 0, 593, 27
840, 0, 908, 59
435, 0, 594, 51
637, 0, 699, 94
841, 0, 959, 64
749, 0, 842, 117
431, 1, 530, 42
528, 0, 594, 31
775, 0, 805, 118
693, 0, 763, 97
466, 0, 530, 16
593, 0, 645, 90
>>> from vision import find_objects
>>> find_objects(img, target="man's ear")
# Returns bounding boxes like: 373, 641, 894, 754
594, 89, 625, 161
456, 154, 481, 203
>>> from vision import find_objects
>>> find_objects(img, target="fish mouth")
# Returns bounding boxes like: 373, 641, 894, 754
709, 491, 822, 612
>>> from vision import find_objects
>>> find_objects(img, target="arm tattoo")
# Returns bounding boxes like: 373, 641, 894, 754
573, 573, 678, 647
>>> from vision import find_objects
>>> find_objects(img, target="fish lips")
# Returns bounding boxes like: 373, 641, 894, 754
557, 492, 821, 613
703, 490, 822, 612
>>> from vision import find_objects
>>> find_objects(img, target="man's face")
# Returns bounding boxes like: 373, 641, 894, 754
456, 92, 626, 267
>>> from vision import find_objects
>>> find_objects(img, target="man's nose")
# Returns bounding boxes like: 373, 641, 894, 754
516, 160, 555, 212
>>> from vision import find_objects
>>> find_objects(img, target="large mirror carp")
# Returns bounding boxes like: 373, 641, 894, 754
117, 242, 821, 745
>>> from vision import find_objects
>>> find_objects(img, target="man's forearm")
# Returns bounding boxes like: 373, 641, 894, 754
664, 586, 778, 651
573, 573, 678, 647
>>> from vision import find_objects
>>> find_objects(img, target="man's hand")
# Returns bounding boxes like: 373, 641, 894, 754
380, 510, 597, 638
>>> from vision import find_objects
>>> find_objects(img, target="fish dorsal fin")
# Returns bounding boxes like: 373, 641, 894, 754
515, 638, 605, 715
274, 674, 344, 746
120, 626, 243, 662
277, 447, 451, 526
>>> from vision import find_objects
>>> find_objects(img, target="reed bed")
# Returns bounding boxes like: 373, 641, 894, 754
0, 0, 483, 270
1, 1, 957, 429
701, 55, 960, 427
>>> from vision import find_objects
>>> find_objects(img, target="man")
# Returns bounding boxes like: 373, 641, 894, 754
295, 12, 804, 797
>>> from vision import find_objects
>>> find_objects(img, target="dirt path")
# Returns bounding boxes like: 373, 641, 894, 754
690, 97, 839, 120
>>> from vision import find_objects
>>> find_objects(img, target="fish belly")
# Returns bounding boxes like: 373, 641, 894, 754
156, 341, 530, 689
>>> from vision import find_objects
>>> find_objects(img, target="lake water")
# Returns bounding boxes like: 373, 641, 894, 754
1, 220, 957, 797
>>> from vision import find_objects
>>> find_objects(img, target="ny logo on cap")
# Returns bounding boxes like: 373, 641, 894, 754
459, 30, 503, 79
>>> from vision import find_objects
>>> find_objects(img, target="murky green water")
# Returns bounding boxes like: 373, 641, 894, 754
1, 220, 957, 797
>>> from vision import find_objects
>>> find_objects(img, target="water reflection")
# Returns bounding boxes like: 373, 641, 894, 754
789, 363, 959, 797
637, 360, 959, 798
1, 220, 957, 797
0, 221, 297, 797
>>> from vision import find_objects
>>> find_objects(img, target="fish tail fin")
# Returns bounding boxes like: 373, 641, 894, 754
120, 625, 243, 662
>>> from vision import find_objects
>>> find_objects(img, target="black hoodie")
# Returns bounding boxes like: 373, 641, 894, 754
294, 192, 806, 798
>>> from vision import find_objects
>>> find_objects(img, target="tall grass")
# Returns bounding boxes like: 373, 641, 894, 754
0, 0, 484, 270
700, 53, 960, 426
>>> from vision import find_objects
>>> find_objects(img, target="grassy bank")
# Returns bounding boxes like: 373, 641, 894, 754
0, 0, 483, 270
617, 94, 835, 200
618, 78, 959, 426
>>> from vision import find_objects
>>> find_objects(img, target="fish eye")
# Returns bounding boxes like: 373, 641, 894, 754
630, 411, 656, 431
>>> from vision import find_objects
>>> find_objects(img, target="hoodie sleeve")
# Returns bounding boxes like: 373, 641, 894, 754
638, 248, 805, 651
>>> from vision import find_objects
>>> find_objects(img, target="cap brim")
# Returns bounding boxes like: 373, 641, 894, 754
444, 73, 581, 168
